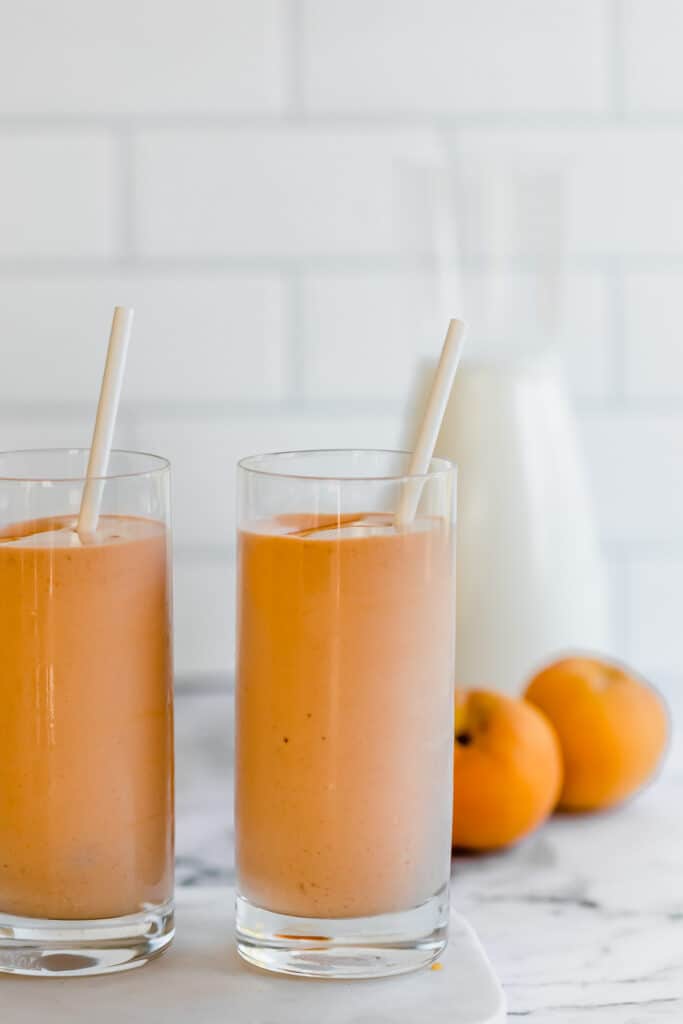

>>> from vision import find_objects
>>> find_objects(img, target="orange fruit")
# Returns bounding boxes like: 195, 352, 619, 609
452, 689, 563, 851
525, 656, 669, 812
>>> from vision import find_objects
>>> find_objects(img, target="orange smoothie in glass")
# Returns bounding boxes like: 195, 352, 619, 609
0, 514, 173, 921
235, 513, 454, 920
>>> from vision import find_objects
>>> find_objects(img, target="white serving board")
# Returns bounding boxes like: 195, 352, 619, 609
1, 887, 506, 1023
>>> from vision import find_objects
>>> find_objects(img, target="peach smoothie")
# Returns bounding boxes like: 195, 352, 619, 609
235, 513, 454, 920
0, 515, 173, 921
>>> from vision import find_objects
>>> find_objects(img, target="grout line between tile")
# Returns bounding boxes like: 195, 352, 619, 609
7, 111, 683, 130
284, 0, 305, 115
3, 254, 683, 276
6, 396, 683, 420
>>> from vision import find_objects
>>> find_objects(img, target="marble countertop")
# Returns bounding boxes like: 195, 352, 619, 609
175, 683, 683, 1023
4, 891, 506, 1024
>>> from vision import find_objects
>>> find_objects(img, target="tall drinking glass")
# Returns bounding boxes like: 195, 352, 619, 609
0, 449, 174, 976
235, 450, 456, 978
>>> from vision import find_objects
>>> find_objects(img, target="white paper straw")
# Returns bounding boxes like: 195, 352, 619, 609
395, 318, 466, 528
77, 306, 134, 539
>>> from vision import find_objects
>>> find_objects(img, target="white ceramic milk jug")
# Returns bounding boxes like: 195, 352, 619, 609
433, 353, 610, 695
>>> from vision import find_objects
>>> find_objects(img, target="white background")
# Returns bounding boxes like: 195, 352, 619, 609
0, 0, 681, 684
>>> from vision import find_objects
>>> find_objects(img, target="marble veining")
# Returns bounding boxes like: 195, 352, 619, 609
174, 683, 683, 1022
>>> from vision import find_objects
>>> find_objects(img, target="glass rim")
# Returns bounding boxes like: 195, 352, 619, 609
238, 449, 457, 483
0, 448, 170, 484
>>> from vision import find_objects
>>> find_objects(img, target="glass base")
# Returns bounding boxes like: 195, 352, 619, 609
0, 899, 174, 977
235, 888, 449, 979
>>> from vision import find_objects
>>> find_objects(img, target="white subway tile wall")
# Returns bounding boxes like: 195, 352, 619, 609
623, 0, 683, 113
626, 559, 683, 676
0, 275, 286, 402
173, 556, 237, 679
624, 272, 683, 399
133, 128, 441, 259
301, 1, 611, 114
0, 1, 681, 682
446, 127, 683, 257
582, 413, 683, 546
0, 2, 286, 114
0, 133, 118, 259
